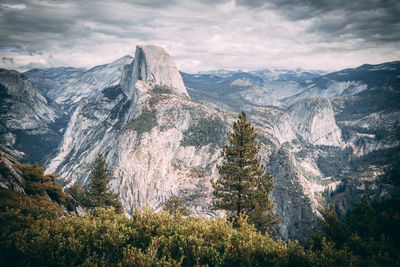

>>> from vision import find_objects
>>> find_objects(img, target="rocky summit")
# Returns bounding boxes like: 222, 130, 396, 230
1, 45, 399, 241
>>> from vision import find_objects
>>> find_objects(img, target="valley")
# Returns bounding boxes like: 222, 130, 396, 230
1, 45, 399, 242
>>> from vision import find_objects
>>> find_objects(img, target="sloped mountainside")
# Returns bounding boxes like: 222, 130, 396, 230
25, 55, 133, 110
0, 148, 82, 216
46, 45, 229, 217
287, 97, 342, 146
183, 61, 400, 110
0, 69, 63, 164
1, 46, 399, 242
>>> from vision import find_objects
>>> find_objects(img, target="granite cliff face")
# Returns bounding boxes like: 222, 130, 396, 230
288, 97, 342, 146
121, 45, 188, 99
0, 148, 26, 194
0, 56, 132, 164
0, 69, 57, 126
115, 97, 228, 215
0, 69, 62, 163
25, 56, 133, 110
46, 45, 228, 216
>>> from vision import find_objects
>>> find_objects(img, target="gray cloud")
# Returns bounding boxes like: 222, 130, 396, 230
240, 0, 400, 45
0, 0, 399, 72
1, 57, 14, 64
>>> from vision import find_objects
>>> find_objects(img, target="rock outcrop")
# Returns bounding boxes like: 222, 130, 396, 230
0, 69, 57, 125
122, 45, 189, 99
0, 69, 62, 163
267, 147, 319, 242
25, 56, 133, 109
0, 148, 83, 216
47, 45, 223, 216
0, 148, 26, 194
288, 97, 342, 146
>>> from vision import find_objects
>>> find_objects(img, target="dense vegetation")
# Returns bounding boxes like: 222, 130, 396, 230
126, 108, 157, 136
1, 194, 399, 266
0, 161, 75, 213
310, 195, 400, 266
0, 160, 399, 266
181, 116, 227, 147
162, 195, 190, 216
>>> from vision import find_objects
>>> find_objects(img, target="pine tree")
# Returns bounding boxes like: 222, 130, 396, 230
212, 111, 280, 232
247, 172, 281, 233
348, 195, 378, 239
86, 153, 123, 213
318, 204, 349, 248
162, 195, 190, 216
65, 184, 87, 207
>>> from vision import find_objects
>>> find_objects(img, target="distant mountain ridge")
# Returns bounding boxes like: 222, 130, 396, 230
183, 61, 400, 109
25, 55, 133, 110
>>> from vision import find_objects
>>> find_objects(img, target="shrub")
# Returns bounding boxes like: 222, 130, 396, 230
126, 108, 157, 136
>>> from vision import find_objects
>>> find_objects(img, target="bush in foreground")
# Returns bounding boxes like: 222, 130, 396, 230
2, 203, 371, 267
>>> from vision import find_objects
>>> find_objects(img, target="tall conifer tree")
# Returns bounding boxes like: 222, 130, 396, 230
86, 153, 123, 213
212, 111, 280, 232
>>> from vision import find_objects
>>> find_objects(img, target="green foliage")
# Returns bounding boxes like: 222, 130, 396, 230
213, 111, 280, 233
316, 146, 353, 178
317, 204, 349, 248
65, 183, 88, 206
0, 207, 286, 266
17, 163, 69, 206
313, 195, 400, 266
162, 195, 190, 216
0, 187, 63, 266
126, 108, 157, 135
181, 116, 227, 147
86, 153, 123, 213
1, 199, 398, 266
0, 187, 63, 217
247, 173, 281, 234
153, 84, 173, 94
348, 195, 378, 238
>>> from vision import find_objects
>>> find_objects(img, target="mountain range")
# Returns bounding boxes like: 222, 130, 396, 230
1, 45, 399, 241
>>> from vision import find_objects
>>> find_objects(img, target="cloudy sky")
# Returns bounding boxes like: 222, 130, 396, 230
1, 0, 399, 73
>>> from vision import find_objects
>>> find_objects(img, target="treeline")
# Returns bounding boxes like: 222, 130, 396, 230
1, 194, 399, 266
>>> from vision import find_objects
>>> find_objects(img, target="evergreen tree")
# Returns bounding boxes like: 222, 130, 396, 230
162, 195, 190, 216
247, 172, 281, 233
212, 111, 280, 232
348, 195, 378, 239
318, 204, 349, 248
65, 184, 88, 207
86, 153, 123, 213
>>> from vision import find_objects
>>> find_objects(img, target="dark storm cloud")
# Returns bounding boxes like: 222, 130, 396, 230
1, 57, 14, 64
0, 0, 177, 53
237, 0, 400, 45
0, 1, 86, 52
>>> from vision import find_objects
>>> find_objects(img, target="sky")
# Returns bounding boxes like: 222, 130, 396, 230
0, 0, 399, 73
